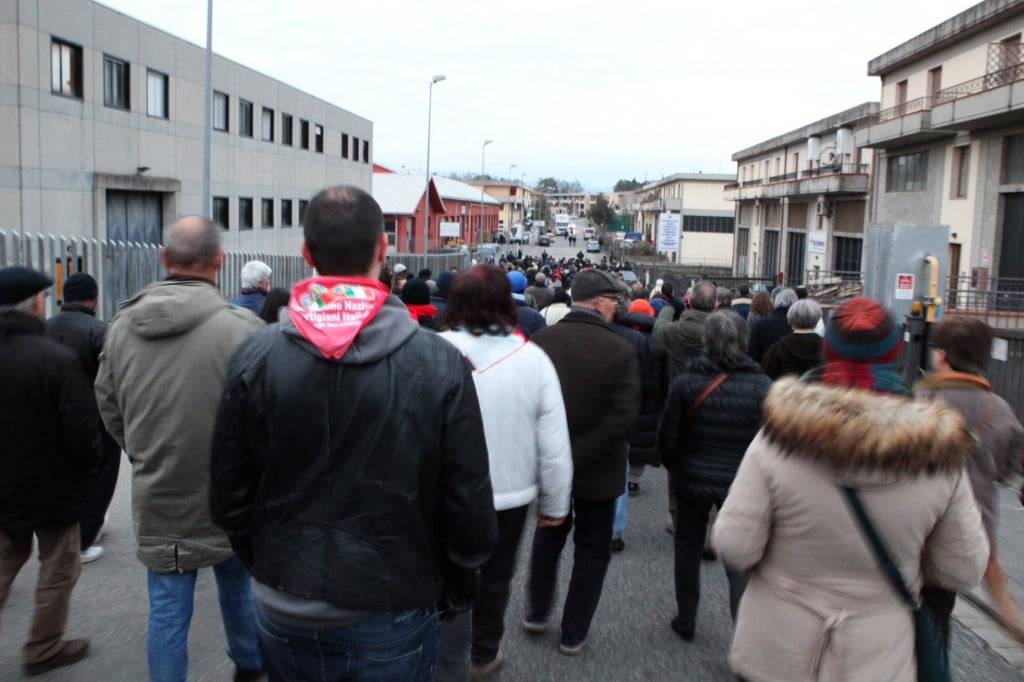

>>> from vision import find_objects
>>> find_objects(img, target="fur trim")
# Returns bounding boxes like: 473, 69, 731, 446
763, 377, 971, 474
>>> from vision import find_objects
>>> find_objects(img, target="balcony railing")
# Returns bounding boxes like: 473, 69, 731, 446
802, 163, 869, 177
866, 56, 1024, 126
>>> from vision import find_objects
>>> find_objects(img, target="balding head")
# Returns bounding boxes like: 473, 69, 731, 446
690, 280, 717, 312
162, 215, 221, 272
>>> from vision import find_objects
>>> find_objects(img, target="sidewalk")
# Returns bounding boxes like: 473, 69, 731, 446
958, 484, 1024, 673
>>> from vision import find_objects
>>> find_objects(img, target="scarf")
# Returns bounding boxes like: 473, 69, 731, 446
288, 276, 389, 359
915, 369, 990, 392
405, 303, 437, 322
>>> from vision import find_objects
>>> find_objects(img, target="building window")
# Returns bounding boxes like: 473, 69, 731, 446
353, 137, 360, 162
682, 215, 734, 233
895, 80, 908, 107
213, 91, 228, 131
384, 220, 396, 246
261, 107, 274, 142
281, 114, 293, 146
1004, 134, 1024, 184
342, 134, 349, 159
51, 39, 83, 98
952, 146, 970, 198
314, 124, 324, 153
261, 198, 274, 228
239, 198, 253, 230
212, 196, 229, 230
363, 140, 369, 164
281, 199, 293, 227
300, 120, 310, 149
239, 100, 253, 137
103, 56, 129, 110
928, 67, 942, 101
299, 199, 309, 225
834, 236, 863, 274
886, 151, 929, 192
147, 70, 168, 118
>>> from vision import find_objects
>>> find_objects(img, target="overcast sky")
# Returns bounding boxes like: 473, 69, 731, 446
100, 0, 975, 190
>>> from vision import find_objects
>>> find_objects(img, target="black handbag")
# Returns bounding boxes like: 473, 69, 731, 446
840, 486, 951, 682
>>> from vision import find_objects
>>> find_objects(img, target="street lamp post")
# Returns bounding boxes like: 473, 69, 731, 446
479, 139, 492, 247
424, 74, 446, 254
507, 163, 516, 232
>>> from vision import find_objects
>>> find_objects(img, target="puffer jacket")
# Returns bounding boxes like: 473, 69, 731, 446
45, 302, 106, 381
95, 279, 263, 571
210, 298, 498, 612
659, 354, 770, 501
713, 377, 988, 682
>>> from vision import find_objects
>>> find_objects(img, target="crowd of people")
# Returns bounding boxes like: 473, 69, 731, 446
0, 184, 1021, 682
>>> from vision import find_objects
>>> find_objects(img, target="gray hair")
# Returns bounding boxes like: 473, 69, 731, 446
0, 294, 38, 315
163, 216, 221, 268
773, 287, 798, 308
690, 280, 717, 312
716, 287, 732, 308
240, 260, 272, 289
787, 298, 822, 330
704, 309, 749, 365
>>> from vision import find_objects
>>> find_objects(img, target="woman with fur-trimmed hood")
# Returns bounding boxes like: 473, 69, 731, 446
713, 297, 989, 682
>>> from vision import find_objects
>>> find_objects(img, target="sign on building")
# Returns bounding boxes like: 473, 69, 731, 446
439, 222, 461, 238
657, 213, 681, 253
809, 234, 827, 254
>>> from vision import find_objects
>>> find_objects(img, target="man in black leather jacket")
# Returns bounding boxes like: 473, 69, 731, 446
210, 186, 497, 682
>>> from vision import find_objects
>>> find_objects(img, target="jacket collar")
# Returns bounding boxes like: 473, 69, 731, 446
59, 302, 96, 317
0, 311, 45, 335
916, 370, 990, 392
762, 376, 971, 474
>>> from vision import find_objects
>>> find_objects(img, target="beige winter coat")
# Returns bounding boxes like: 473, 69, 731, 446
95, 280, 262, 572
713, 377, 989, 682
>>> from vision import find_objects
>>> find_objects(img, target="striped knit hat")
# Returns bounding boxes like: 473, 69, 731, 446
824, 296, 901, 363
808, 296, 906, 394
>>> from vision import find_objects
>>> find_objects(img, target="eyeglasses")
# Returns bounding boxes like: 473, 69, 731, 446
600, 294, 623, 305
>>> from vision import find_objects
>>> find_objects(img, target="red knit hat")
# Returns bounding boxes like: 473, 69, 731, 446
628, 299, 655, 316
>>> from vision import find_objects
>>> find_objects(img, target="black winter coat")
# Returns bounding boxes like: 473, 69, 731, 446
0, 313, 102, 529
532, 310, 641, 500
45, 303, 106, 381
210, 310, 497, 613
748, 306, 793, 362
658, 354, 770, 502
613, 312, 668, 466
761, 332, 823, 380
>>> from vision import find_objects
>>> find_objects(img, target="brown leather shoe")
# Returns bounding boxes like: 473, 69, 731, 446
23, 639, 89, 676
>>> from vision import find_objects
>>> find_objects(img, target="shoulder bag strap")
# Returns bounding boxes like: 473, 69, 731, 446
686, 372, 728, 418
840, 486, 918, 609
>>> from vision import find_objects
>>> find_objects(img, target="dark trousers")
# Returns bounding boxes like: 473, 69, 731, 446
527, 498, 615, 644
80, 435, 120, 550
674, 497, 747, 628
436, 506, 529, 680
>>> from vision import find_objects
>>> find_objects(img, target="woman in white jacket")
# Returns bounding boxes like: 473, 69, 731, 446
438, 264, 573, 680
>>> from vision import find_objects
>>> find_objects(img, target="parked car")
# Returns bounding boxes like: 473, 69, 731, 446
586, 239, 600, 253
584, 228, 596, 239
619, 270, 639, 284
537, 234, 551, 247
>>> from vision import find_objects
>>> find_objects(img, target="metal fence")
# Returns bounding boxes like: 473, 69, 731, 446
1, 230, 471, 321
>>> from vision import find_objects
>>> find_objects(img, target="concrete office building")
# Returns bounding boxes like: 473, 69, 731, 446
725, 103, 879, 281
630, 173, 735, 267
2, 0, 372, 251
466, 180, 534, 235
860, 0, 1024, 286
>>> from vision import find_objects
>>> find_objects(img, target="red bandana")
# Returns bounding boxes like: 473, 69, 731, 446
289, 276, 389, 358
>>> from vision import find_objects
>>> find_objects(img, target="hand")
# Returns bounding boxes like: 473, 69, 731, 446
537, 514, 565, 527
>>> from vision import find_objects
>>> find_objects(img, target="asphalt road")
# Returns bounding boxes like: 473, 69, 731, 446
3, 465, 1021, 681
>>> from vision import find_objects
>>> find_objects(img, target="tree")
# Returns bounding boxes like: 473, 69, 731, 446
614, 178, 643, 192
532, 194, 550, 222
536, 177, 559, 193
586, 193, 616, 229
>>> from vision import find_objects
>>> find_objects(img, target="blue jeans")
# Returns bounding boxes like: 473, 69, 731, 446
256, 606, 440, 682
146, 555, 261, 682
613, 459, 630, 540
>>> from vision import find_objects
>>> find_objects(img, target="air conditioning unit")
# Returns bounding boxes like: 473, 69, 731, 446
816, 200, 832, 216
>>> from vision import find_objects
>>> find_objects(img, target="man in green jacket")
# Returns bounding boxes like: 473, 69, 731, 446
95, 216, 264, 682
653, 280, 717, 386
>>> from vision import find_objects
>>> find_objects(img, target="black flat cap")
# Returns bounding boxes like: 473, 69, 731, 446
0, 266, 52, 305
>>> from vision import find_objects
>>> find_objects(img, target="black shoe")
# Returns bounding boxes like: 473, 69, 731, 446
23, 639, 89, 676
671, 617, 695, 642
627, 482, 639, 496
235, 668, 267, 682
702, 547, 717, 561
611, 537, 625, 552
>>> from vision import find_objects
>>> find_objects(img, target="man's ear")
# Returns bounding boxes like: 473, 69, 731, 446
300, 242, 316, 268
377, 233, 389, 264
159, 247, 173, 270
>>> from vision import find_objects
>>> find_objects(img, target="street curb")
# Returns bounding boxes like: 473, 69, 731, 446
954, 595, 1024, 672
